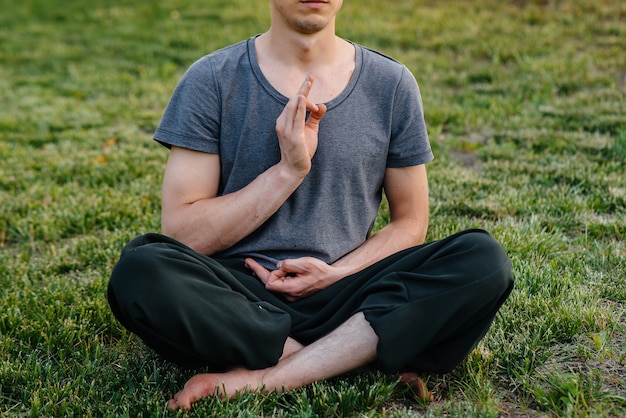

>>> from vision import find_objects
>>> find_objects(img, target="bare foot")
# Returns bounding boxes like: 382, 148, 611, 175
168, 339, 304, 410
398, 372, 434, 402
167, 368, 266, 410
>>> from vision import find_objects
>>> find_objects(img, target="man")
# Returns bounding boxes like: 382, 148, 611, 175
107, 0, 514, 410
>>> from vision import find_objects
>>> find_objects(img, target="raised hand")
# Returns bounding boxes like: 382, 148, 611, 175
275, 75, 327, 178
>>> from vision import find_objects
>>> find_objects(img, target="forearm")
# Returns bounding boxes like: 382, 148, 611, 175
245, 217, 427, 301
162, 163, 303, 255
162, 77, 326, 255
333, 164, 430, 277
332, 218, 427, 278
262, 165, 430, 298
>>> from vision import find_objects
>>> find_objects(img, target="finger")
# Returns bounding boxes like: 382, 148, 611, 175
294, 95, 308, 128
279, 95, 300, 133
299, 76, 320, 112
297, 75, 314, 98
281, 95, 313, 134
266, 279, 291, 295
265, 279, 301, 302
244, 258, 271, 284
278, 77, 317, 131
266, 268, 289, 284
304, 97, 320, 113
306, 103, 327, 128
276, 259, 305, 274
279, 78, 310, 122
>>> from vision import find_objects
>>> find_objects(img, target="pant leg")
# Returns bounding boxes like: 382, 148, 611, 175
358, 229, 514, 374
107, 233, 291, 370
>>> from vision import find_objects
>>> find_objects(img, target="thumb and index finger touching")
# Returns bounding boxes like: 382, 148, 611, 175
296, 75, 327, 126
244, 258, 289, 286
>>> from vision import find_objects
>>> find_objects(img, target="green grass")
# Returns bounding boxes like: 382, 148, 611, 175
1, 0, 625, 416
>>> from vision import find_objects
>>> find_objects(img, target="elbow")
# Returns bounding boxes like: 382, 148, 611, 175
407, 217, 429, 246
161, 215, 181, 244
414, 207, 430, 245
386, 217, 428, 249
413, 225, 428, 246
161, 217, 215, 255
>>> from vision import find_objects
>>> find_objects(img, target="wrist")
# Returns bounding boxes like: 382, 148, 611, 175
327, 264, 352, 284
276, 160, 309, 183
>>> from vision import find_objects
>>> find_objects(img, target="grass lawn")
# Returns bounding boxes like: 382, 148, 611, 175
1, 0, 625, 416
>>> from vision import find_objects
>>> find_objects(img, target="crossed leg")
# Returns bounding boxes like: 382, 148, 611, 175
167, 312, 378, 410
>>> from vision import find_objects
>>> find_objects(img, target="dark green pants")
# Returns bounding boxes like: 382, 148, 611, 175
107, 229, 513, 374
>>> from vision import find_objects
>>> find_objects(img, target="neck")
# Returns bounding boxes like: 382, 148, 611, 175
259, 24, 340, 68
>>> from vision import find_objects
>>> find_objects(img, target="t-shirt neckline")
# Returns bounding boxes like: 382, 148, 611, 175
246, 36, 362, 110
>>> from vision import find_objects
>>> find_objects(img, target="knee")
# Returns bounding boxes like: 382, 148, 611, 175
110, 241, 157, 289
454, 229, 514, 296
107, 239, 175, 319
457, 229, 508, 261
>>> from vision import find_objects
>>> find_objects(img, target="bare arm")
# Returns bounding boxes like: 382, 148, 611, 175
333, 163, 429, 274
161, 148, 302, 254
247, 164, 429, 299
161, 77, 327, 254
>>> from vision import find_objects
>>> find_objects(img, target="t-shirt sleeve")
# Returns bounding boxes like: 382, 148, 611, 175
386, 66, 434, 168
154, 56, 221, 153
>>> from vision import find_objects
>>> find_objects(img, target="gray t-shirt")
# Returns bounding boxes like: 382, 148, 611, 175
155, 37, 433, 269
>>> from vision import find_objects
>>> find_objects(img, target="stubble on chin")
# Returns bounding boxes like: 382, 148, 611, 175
291, 18, 329, 34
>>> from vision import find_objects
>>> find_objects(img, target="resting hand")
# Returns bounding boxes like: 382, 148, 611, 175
275, 76, 327, 178
245, 257, 342, 301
